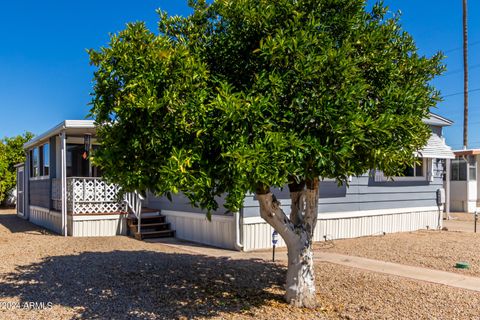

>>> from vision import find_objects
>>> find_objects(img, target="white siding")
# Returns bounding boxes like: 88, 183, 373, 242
29, 206, 62, 234
28, 206, 127, 237
450, 181, 467, 212
242, 209, 440, 251
67, 214, 127, 237
162, 210, 236, 250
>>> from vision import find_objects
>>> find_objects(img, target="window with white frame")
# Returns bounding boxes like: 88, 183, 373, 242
42, 143, 49, 176
402, 160, 424, 177
374, 158, 427, 182
451, 157, 467, 181
30, 143, 50, 178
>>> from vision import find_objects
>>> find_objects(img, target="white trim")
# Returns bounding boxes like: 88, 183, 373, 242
24, 120, 95, 149
389, 176, 426, 182
242, 206, 440, 224
60, 131, 67, 237
66, 137, 99, 145
29, 205, 50, 213
423, 113, 453, 126
70, 214, 126, 221
50, 210, 62, 218
161, 210, 234, 222
29, 176, 50, 181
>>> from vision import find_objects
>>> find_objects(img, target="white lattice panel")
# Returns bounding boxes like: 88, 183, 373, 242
74, 202, 126, 214
67, 178, 125, 214
51, 178, 62, 211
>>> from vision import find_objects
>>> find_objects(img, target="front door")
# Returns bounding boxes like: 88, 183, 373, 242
16, 166, 24, 217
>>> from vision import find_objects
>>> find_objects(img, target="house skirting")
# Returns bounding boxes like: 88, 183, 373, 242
29, 206, 63, 234
67, 214, 128, 237
241, 207, 441, 251
161, 210, 236, 250
28, 206, 127, 237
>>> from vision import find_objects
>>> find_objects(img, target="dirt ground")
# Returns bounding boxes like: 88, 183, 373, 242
443, 212, 480, 232
1, 209, 480, 319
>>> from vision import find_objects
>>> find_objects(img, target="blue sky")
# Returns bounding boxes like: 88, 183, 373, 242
0, 1, 478, 150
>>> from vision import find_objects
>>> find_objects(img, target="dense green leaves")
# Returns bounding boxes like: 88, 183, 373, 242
0, 133, 33, 205
89, 0, 443, 213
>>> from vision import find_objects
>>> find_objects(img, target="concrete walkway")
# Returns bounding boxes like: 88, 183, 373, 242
316, 252, 480, 292
149, 238, 480, 293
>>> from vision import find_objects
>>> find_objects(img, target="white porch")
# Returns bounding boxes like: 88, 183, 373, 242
51, 177, 126, 215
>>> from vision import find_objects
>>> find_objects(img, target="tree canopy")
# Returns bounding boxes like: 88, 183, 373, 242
89, 0, 443, 214
0, 133, 33, 205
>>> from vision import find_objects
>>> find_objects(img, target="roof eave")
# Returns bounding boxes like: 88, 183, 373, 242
23, 120, 95, 149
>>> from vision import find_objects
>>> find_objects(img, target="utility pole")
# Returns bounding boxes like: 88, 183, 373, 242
463, 0, 469, 148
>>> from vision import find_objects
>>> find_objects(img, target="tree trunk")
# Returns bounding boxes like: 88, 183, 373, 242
305, 178, 320, 240
289, 180, 305, 226
284, 229, 316, 308
256, 190, 317, 308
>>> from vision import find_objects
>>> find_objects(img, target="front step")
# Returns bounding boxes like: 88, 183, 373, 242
134, 229, 176, 240
126, 208, 175, 240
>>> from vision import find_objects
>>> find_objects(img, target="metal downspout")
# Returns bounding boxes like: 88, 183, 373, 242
234, 208, 244, 251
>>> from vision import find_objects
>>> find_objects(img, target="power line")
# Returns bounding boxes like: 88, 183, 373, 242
443, 40, 480, 54
443, 88, 480, 98
442, 64, 480, 76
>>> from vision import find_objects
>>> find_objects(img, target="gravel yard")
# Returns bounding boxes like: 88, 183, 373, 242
1, 209, 480, 319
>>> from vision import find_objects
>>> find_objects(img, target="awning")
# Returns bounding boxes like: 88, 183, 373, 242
417, 133, 455, 159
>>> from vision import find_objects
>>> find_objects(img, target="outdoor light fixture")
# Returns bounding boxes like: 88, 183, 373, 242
83, 134, 91, 160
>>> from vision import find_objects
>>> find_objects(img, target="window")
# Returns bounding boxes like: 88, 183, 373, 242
29, 143, 50, 178
451, 158, 467, 181
374, 158, 427, 182
43, 143, 50, 176
31, 147, 39, 177
468, 156, 476, 181
402, 160, 424, 177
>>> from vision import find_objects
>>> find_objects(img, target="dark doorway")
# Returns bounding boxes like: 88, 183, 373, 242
66, 144, 89, 177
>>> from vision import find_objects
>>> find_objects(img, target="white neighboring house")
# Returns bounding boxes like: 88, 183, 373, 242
17, 113, 455, 251
5, 188, 16, 206
449, 149, 480, 213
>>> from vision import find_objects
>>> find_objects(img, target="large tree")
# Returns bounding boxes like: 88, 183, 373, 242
89, 0, 443, 307
0, 133, 33, 206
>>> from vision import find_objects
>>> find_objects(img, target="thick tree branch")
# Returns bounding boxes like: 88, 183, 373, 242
304, 177, 319, 239
256, 192, 298, 247
288, 180, 306, 226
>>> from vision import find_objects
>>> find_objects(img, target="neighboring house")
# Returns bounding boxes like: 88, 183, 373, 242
449, 149, 480, 213
17, 114, 454, 251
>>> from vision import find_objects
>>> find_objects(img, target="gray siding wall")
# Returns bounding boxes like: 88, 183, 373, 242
29, 179, 50, 208
28, 137, 57, 210
148, 192, 231, 216
430, 125, 442, 136
243, 161, 444, 218
148, 161, 444, 218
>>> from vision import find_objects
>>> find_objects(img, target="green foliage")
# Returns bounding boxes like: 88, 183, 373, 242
0, 133, 33, 205
89, 0, 444, 213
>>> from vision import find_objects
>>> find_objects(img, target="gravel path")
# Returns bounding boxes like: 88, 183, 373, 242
318, 229, 480, 277
1, 209, 480, 319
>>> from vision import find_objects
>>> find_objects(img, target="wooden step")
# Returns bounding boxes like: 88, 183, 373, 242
140, 222, 170, 228
134, 229, 175, 240
128, 222, 171, 233
128, 218, 166, 227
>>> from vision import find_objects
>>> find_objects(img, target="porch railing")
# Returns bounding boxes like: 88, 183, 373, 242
67, 177, 126, 214
52, 178, 62, 211
124, 191, 144, 233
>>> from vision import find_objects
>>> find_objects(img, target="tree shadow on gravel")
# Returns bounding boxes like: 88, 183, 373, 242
0, 212, 40, 233
0, 250, 286, 319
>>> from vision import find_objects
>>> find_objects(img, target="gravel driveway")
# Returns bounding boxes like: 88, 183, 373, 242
1, 209, 480, 319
